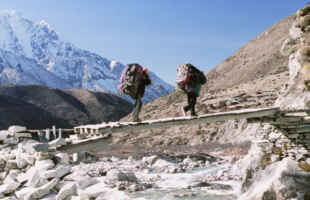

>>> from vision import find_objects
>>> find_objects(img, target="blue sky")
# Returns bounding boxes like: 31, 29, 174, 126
0, 1, 308, 84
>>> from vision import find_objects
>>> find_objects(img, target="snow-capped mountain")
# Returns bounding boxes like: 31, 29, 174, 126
0, 10, 173, 102
0, 49, 71, 88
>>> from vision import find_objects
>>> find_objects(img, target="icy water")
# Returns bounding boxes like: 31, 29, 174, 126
130, 189, 236, 200
129, 165, 238, 200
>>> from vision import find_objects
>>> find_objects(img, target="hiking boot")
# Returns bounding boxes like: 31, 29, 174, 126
132, 117, 141, 122
190, 112, 198, 117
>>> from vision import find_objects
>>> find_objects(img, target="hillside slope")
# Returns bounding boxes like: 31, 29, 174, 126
0, 85, 133, 129
207, 15, 294, 90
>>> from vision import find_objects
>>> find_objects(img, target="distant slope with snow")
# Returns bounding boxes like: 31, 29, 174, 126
0, 10, 173, 102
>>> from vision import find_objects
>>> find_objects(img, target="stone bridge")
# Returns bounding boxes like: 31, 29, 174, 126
57, 107, 310, 153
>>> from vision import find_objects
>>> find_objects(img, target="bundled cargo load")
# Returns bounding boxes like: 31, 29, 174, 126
118, 63, 144, 99
176, 63, 207, 91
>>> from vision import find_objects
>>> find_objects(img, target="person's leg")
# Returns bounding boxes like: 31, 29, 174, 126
190, 94, 197, 116
132, 96, 142, 122
188, 93, 197, 116
183, 93, 191, 112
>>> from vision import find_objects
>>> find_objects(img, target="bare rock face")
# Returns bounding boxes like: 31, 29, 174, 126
276, 5, 310, 110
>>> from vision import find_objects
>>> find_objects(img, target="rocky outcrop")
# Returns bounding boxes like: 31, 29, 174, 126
236, 5, 310, 199
239, 157, 310, 199
276, 4, 310, 110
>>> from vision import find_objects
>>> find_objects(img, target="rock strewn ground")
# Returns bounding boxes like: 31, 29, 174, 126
0, 125, 241, 200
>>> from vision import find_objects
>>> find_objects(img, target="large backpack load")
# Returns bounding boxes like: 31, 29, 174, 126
176, 63, 207, 91
191, 66, 207, 85
176, 63, 190, 90
118, 63, 144, 99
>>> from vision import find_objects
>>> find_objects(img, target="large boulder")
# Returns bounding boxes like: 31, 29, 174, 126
152, 159, 180, 173
43, 165, 72, 179
35, 160, 55, 171
6, 160, 18, 170
24, 178, 59, 200
0, 157, 6, 172
15, 187, 34, 199
55, 153, 70, 165
8, 126, 27, 134
56, 182, 77, 200
106, 169, 138, 183
239, 158, 310, 200
24, 166, 48, 187
0, 181, 20, 197
48, 138, 66, 148
76, 177, 99, 190
0, 130, 9, 142
78, 182, 109, 199
142, 155, 159, 166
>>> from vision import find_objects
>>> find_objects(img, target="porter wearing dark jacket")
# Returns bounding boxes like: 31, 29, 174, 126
131, 68, 152, 122
118, 63, 152, 122
177, 63, 206, 117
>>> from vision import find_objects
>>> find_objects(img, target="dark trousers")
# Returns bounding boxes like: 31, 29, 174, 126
132, 96, 142, 121
184, 92, 197, 115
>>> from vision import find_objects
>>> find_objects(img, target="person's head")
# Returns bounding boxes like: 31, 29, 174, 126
142, 68, 149, 75
142, 67, 151, 84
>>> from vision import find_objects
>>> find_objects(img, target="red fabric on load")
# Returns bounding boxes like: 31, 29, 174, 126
183, 67, 191, 85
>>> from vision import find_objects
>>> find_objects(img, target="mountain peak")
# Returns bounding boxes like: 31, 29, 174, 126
38, 20, 51, 28
0, 11, 173, 102
0, 9, 18, 16
0, 10, 24, 20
